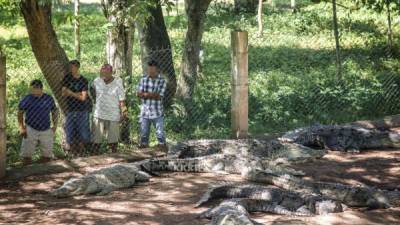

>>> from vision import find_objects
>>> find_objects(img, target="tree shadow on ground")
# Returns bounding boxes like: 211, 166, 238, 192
291, 149, 400, 190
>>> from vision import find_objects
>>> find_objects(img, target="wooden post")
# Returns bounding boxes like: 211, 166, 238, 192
231, 30, 248, 139
0, 49, 6, 178
291, 0, 296, 9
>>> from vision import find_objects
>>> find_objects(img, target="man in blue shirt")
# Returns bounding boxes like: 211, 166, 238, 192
18, 80, 59, 165
137, 60, 167, 151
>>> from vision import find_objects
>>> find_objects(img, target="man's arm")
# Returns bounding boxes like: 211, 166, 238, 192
144, 79, 166, 100
62, 77, 88, 102
136, 77, 163, 100
72, 90, 88, 102
137, 92, 162, 100
17, 110, 27, 138
62, 87, 88, 102
147, 93, 161, 100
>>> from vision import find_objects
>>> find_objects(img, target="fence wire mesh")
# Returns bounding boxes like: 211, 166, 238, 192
247, 31, 400, 135
4, 0, 400, 165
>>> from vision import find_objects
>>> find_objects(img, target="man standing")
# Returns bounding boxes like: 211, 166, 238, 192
137, 60, 167, 150
61, 60, 90, 154
18, 80, 58, 165
91, 64, 127, 153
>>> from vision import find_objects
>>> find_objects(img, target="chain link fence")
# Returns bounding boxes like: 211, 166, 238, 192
5, 0, 400, 165
7, 46, 400, 162
246, 18, 400, 135
5, 45, 233, 163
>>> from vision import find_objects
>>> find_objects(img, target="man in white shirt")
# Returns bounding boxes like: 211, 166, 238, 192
91, 64, 128, 153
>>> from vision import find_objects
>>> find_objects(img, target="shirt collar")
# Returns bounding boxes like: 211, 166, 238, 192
30, 93, 45, 99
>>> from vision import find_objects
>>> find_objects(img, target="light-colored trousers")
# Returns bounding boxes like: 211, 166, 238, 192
20, 126, 54, 158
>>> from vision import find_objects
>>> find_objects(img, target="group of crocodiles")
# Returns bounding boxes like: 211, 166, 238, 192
52, 123, 400, 225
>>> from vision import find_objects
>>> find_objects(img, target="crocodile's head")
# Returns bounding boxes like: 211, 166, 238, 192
51, 178, 85, 198
346, 188, 391, 209
134, 170, 151, 182
367, 191, 391, 209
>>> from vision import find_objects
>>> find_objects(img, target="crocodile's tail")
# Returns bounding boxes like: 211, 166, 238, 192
195, 182, 242, 207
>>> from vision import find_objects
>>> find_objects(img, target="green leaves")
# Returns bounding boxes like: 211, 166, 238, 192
126, 0, 155, 26
355, 0, 399, 12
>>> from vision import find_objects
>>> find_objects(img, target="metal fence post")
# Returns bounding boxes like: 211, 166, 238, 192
0, 49, 6, 178
231, 30, 248, 139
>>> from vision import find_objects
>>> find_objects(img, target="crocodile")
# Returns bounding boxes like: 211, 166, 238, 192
52, 154, 305, 198
199, 197, 342, 225
200, 199, 256, 225
137, 154, 263, 175
51, 164, 151, 198
196, 183, 343, 215
246, 169, 392, 209
168, 138, 326, 165
279, 124, 400, 152
137, 153, 308, 176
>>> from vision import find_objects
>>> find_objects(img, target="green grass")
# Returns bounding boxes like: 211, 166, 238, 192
1, 0, 400, 166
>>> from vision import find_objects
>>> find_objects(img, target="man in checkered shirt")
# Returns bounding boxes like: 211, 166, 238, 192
137, 60, 167, 150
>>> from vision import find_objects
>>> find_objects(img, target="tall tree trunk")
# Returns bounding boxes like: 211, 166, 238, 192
101, 0, 133, 86
101, 0, 134, 144
137, 1, 176, 108
257, 0, 263, 37
20, 0, 69, 111
0, 48, 6, 178
74, 0, 80, 60
386, 0, 393, 55
176, 0, 212, 116
20, 0, 70, 149
332, 0, 341, 80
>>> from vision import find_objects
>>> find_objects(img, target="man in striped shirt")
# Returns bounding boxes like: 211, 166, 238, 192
137, 60, 167, 150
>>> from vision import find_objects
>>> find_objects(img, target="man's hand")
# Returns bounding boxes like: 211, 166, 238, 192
137, 92, 148, 98
138, 92, 160, 100
19, 126, 27, 139
147, 93, 160, 100
62, 88, 73, 97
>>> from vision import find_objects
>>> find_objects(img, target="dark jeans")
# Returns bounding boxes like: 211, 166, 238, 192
65, 111, 90, 145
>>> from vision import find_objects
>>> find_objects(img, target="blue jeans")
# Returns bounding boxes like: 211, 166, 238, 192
140, 116, 166, 145
65, 111, 90, 145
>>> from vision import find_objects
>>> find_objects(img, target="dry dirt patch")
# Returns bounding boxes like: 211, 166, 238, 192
0, 150, 399, 225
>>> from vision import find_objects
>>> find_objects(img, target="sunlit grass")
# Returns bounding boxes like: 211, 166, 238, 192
1, 0, 400, 165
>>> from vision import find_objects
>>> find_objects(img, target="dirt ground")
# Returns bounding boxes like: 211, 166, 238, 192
0, 149, 400, 225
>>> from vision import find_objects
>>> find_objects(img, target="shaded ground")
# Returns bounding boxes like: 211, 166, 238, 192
292, 149, 400, 190
0, 149, 399, 225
